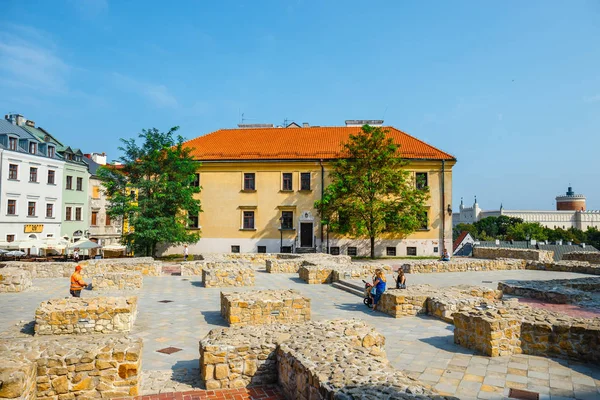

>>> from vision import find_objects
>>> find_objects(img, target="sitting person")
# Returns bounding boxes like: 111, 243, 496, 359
371, 269, 387, 312
396, 269, 407, 289
441, 249, 451, 261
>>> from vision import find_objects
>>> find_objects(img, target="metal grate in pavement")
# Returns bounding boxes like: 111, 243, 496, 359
508, 388, 539, 400
158, 300, 173, 303
156, 346, 182, 355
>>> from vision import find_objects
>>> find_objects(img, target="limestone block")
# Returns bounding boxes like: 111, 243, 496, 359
34, 297, 137, 335
0, 358, 36, 400
202, 264, 254, 287
563, 251, 600, 265
221, 290, 311, 327
0, 267, 33, 293
473, 247, 554, 263
91, 272, 143, 291
402, 258, 527, 274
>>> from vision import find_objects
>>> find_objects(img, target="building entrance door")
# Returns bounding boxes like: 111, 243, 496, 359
300, 223, 313, 247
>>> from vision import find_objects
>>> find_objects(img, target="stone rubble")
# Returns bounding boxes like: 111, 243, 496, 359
563, 251, 600, 264
0, 267, 32, 293
0, 334, 142, 400
34, 296, 138, 335
220, 289, 310, 326
498, 276, 600, 307
402, 258, 526, 274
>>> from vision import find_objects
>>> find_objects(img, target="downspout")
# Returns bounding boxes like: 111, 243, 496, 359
441, 160, 446, 255
319, 159, 324, 252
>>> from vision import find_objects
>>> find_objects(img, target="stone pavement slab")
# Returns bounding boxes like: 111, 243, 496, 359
1, 268, 599, 399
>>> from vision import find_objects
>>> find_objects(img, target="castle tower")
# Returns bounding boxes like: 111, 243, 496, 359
556, 186, 586, 211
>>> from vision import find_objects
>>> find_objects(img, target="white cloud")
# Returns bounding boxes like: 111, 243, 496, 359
113, 73, 178, 108
0, 25, 70, 93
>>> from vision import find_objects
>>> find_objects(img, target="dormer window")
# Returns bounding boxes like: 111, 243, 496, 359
48, 146, 55, 158
29, 142, 37, 154
9, 137, 17, 151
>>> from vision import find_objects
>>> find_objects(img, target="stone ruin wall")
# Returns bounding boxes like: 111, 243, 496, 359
472, 246, 554, 263
202, 265, 255, 287
200, 319, 450, 399
498, 277, 600, 305
34, 296, 138, 335
0, 257, 162, 279
377, 284, 502, 322
0, 267, 32, 293
220, 289, 311, 326
563, 251, 600, 264
0, 335, 142, 400
402, 258, 527, 273
453, 304, 600, 363
199, 319, 386, 390
91, 272, 143, 291
299, 264, 391, 284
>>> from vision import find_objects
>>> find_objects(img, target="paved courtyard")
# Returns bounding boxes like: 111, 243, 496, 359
1, 268, 599, 400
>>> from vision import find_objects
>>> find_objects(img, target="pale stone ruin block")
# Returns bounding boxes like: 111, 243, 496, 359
0, 267, 32, 293
202, 264, 255, 287
221, 289, 311, 326
34, 296, 137, 335
91, 272, 143, 291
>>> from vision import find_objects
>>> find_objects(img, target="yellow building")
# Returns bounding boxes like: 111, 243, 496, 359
173, 121, 456, 257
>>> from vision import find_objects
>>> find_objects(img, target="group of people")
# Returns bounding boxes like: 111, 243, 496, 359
369, 268, 408, 312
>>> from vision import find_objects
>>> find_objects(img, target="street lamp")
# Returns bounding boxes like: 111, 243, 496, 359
279, 216, 283, 253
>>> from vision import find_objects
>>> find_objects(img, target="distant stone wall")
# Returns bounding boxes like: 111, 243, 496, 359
525, 260, 600, 275
265, 259, 304, 273
220, 290, 310, 326
202, 265, 255, 287
0, 335, 142, 399
1, 257, 163, 278
266, 254, 353, 274
91, 272, 143, 291
498, 277, 600, 304
34, 296, 137, 335
299, 264, 390, 284
378, 284, 502, 322
453, 304, 600, 362
199, 319, 386, 390
402, 258, 527, 274
298, 265, 333, 284
0, 267, 32, 293
562, 251, 600, 264
473, 247, 554, 263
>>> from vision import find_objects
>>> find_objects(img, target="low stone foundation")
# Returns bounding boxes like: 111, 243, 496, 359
402, 258, 526, 273
1, 257, 163, 278
266, 254, 353, 273
499, 277, 600, 305
91, 272, 143, 291
220, 290, 311, 326
563, 251, 600, 264
0, 334, 142, 399
34, 296, 138, 335
299, 264, 390, 284
526, 260, 600, 275
265, 259, 304, 273
378, 284, 502, 322
473, 247, 554, 262
0, 267, 32, 293
202, 265, 255, 287
453, 304, 600, 362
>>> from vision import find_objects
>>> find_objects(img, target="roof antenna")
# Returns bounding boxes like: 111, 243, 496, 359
382, 105, 388, 121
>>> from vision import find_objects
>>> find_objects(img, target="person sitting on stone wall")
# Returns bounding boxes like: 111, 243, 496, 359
396, 269, 407, 289
70, 265, 88, 297
441, 249, 451, 262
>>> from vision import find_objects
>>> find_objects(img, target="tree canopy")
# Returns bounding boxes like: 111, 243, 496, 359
315, 125, 429, 258
98, 127, 202, 256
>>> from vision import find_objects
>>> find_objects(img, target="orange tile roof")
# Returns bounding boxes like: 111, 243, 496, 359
184, 126, 455, 161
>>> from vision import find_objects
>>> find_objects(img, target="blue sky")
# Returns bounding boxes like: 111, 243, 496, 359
1, 0, 599, 211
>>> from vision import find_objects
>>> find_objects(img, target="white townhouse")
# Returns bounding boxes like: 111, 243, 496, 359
0, 115, 65, 251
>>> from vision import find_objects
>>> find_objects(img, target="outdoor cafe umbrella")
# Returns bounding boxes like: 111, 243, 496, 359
5, 250, 26, 257
68, 239, 101, 250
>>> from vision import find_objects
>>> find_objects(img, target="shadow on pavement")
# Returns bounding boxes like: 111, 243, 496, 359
190, 281, 204, 287
200, 310, 228, 327
419, 336, 476, 355
288, 276, 305, 284
332, 302, 394, 317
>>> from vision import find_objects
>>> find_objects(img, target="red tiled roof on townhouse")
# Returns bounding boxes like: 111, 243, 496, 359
453, 231, 470, 252
183, 126, 455, 161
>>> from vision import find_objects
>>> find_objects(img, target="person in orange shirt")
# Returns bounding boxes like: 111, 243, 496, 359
70, 265, 88, 297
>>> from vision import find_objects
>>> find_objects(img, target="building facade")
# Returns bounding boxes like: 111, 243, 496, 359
0, 117, 65, 249
85, 153, 122, 246
160, 122, 456, 257
453, 187, 600, 231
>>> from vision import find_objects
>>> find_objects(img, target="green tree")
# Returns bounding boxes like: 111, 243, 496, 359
315, 125, 429, 258
585, 227, 600, 250
506, 222, 548, 241
453, 223, 478, 241
99, 127, 202, 256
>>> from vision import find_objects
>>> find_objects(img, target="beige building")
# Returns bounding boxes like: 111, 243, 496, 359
163, 121, 456, 257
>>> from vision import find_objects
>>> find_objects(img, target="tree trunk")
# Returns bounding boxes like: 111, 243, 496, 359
370, 236, 375, 259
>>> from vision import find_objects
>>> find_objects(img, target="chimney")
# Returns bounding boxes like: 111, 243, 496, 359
25, 120, 35, 127
15, 114, 25, 126
302, 122, 309, 128
581, 243, 586, 248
